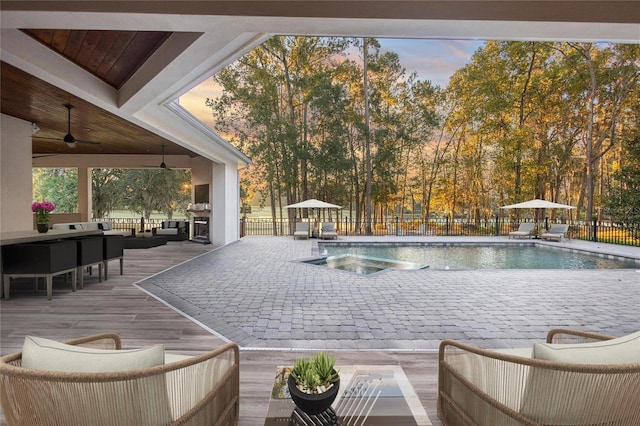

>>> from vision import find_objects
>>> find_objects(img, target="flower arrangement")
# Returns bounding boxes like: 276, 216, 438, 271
32, 200, 56, 224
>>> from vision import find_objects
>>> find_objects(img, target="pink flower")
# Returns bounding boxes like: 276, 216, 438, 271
32, 200, 56, 223
32, 201, 56, 212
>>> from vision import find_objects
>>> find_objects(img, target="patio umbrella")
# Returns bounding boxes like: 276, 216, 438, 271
285, 199, 342, 209
500, 198, 575, 231
285, 199, 342, 236
500, 199, 575, 210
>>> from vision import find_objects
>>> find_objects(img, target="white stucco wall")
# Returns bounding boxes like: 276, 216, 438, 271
212, 162, 241, 245
0, 114, 34, 232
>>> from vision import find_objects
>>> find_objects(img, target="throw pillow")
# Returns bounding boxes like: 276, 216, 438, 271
22, 335, 165, 372
532, 331, 640, 364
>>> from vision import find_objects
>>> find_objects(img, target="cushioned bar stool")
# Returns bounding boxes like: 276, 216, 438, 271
70, 236, 104, 289
102, 235, 124, 280
2, 240, 77, 300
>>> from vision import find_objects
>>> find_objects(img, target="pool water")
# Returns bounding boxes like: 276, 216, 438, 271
314, 242, 640, 273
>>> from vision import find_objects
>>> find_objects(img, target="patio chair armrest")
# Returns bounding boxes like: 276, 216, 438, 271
64, 332, 122, 350
546, 328, 614, 344
438, 339, 536, 425
167, 342, 240, 425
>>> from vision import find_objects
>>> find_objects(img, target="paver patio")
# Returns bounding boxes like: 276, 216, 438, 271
137, 236, 640, 351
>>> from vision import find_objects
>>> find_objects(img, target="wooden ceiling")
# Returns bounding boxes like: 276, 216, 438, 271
1, 29, 196, 157
22, 29, 172, 89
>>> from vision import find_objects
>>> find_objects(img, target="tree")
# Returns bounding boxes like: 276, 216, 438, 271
32, 168, 78, 213
92, 168, 124, 219
122, 169, 191, 219
605, 137, 640, 226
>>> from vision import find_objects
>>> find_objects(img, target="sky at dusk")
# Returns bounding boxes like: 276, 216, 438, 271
179, 38, 486, 129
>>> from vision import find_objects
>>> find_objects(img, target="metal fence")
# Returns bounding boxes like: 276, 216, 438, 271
97, 217, 167, 235
240, 216, 640, 247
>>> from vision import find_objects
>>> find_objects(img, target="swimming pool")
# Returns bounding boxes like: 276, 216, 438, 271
312, 242, 640, 273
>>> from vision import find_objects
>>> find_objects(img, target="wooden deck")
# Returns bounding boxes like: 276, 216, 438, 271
0, 241, 441, 425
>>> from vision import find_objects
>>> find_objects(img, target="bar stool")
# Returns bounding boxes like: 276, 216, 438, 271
102, 235, 124, 280
70, 236, 104, 289
2, 240, 77, 300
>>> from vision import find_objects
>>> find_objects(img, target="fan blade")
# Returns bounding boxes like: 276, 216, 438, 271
33, 137, 62, 142
76, 139, 101, 145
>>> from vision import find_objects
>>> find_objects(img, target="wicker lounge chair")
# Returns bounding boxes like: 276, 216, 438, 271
540, 223, 569, 242
293, 222, 309, 239
0, 333, 240, 425
508, 222, 535, 239
438, 329, 640, 426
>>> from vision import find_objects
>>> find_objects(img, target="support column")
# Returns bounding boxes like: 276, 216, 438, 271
77, 167, 91, 221
211, 162, 240, 245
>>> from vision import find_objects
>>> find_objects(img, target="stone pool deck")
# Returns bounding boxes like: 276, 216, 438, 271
136, 235, 640, 351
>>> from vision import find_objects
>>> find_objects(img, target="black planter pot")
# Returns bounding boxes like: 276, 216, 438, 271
287, 373, 340, 416
36, 223, 49, 233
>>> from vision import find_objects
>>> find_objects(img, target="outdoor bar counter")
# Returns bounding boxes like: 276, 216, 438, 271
1, 229, 104, 299
0, 228, 103, 246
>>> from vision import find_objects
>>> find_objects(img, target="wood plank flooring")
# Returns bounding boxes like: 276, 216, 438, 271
1, 241, 441, 425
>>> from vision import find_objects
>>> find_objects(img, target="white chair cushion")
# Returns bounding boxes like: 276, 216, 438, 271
22, 336, 165, 372
532, 331, 640, 364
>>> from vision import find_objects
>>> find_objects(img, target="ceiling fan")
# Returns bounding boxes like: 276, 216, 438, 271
145, 144, 172, 169
34, 104, 100, 148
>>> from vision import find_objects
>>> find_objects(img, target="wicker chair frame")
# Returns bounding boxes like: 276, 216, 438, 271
438, 329, 640, 426
0, 333, 239, 425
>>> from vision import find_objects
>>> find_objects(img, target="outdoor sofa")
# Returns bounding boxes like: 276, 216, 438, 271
51, 221, 131, 237
438, 328, 640, 426
155, 220, 190, 241
0, 333, 240, 425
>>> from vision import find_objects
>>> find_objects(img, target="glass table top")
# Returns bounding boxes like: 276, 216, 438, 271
264, 365, 432, 425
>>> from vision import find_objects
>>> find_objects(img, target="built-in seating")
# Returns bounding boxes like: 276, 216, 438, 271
155, 220, 189, 241
51, 221, 131, 237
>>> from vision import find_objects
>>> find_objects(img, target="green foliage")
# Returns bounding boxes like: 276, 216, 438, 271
290, 352, 339, 394
92, 168, 125, 219
605, 137, 640, 226
32, 168, 78, 213
209, 38, 638, 225
91, 168, 192, 219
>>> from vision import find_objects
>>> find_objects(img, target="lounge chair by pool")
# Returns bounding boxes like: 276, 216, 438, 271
508, 222, 535, 239
293, 222, 309, 240
320, 222, 338, 239
541, 223, 569, 242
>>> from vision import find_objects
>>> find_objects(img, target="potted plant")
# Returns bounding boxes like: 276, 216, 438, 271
32, 200, 56, 233
287, 352, 340, 415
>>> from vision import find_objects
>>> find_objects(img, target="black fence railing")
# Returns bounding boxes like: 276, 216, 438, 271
239, 217, 640, 247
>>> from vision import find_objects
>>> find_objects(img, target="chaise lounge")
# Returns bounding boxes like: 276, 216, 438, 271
540, 223, 569, 242
293, 222, 309, 240
0, 333, 240, 425
320, 222, 338, 239
438, 328, 640, 426
508, 222, 535, 239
